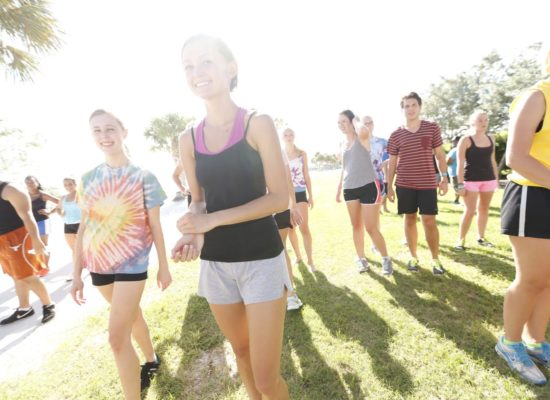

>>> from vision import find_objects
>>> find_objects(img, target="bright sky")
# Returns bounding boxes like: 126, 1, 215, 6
0, 0, 548, 191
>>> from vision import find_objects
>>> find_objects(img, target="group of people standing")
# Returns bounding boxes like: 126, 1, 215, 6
0, 35, 549, 399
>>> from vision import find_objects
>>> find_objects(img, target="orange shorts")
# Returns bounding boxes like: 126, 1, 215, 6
0, 226, 47, 280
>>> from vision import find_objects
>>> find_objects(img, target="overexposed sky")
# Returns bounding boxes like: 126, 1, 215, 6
0, 0, 548, 189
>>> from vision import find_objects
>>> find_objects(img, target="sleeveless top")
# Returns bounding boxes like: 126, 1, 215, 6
31, 194, 48, 222
0, 182, 24, 235
509, 79, 550, 187
62, 196, 81, 225
464, 136, 495, 181
288, 155, 307, 192
192, 108, 283, 262
342, 138, 377, 190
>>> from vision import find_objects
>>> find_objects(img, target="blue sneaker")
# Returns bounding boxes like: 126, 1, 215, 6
495, 336, 547, 385
526, 342, 550, 368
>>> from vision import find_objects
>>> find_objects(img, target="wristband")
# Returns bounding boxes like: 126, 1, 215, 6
440, 172, 449, 177
456, 183, 465, 190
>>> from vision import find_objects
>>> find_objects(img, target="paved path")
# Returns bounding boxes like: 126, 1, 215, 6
0, 200, 187, 382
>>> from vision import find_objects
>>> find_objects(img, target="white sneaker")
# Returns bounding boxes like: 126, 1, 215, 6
287, 294, 303, 311
382, 257, 393, 276
371, 245, 380, 256
356, 258, 369, 273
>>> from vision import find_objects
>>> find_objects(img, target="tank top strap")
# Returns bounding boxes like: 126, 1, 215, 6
468, 136, 475, 147
243, 110, 257, 138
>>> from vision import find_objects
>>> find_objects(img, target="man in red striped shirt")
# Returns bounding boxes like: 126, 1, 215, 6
387, 92, 448, 275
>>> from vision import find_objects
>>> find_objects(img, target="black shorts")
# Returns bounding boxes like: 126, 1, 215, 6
64, 223, 80, 234
396, 186, 438, 215
90, 271, 148, 286
295, 191, 308, 203
501, 181, 550, 239
343, 181, 381, 204
274, 209, 292, 230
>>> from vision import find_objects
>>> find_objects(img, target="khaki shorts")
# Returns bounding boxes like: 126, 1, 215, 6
198, 251, 292, 305
0, 226, 47, 280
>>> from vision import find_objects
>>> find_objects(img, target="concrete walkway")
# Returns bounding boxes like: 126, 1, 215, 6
0, 200, 187, 382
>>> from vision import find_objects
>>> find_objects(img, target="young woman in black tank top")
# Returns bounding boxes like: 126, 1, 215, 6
172, 35, 290, 399
455, 111, 499, 250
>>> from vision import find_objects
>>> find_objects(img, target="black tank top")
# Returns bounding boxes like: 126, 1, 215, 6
31, 195, 48, 222
0, 182, 24, 235
464, 136, 496, 182
192, 112, 283, 262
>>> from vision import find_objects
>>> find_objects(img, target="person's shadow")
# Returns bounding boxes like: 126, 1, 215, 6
439, 245, 515, 281
294, 263, 414, 397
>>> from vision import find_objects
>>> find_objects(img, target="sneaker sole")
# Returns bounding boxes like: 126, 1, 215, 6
495, 344, 547, 386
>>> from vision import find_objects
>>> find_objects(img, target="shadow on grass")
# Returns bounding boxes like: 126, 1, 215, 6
439, 246, 515, 281
295, 263, 414, 397
153, 294, 237, 400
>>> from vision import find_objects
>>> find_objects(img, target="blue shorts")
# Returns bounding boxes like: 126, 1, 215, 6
37, 219, 50, 236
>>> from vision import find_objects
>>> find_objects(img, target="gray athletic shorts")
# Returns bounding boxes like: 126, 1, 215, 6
198, 251, 292, 305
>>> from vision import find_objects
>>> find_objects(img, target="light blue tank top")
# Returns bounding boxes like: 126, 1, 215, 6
62, 197, 81, 224
343, 138, 377, 189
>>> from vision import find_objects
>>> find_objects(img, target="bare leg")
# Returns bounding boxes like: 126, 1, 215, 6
17, 276, 53, 306
421, 215, 439, 259
458, 190, 478, 243
287, 229, 302, 263
362, 203, 388, 257
296, 202, 314, 268
523, 285, 550, 343
404, 213, 418, 259
477, 191, 494, 240
345, 200, 365, 258
277, 228, 296, 297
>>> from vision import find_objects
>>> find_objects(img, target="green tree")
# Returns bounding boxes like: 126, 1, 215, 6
0, 0, 62, 81
312, 152, 339, 170
0, 122, 43, 173
143, 113, 195, 160
423, 44, 542, 140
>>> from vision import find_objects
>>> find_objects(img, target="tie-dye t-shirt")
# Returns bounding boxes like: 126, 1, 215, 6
369, 136, 388, 182
79, 163, 166, 274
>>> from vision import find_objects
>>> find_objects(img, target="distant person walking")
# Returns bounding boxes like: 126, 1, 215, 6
495, 45, 550, 386
386, 92, 448, 275
455, 111, 499, 250
446, 135, 461, 205
0, 181, 55, 325
282, 128, 316, 272
336, 110, 393, 276
71, 109, 171, 398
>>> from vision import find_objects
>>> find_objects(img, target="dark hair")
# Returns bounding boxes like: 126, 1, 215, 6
89, 109, 125, 130
181, 34, 238, 91
400, 92, 422, 108
24, 175, 43, 191
339, 109, 356, 123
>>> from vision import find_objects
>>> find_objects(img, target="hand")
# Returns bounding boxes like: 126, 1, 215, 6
30, 238, 48, 257
336, 192, 342, 203
177, 212, 215, 234
38, 208, 49, 216
157, 265, 172, 291
387, 187, 395, 203
290, 207, 303, 227
438, 179, 449, 196
71, 276, 86, 305
308, 197, 314, 209
172, 233, 204, 262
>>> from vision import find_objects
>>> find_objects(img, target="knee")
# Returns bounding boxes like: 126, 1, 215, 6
364, 224, 377, 236
231, 343, 250, 360
476, 206, 488, 217
404, 215, 417, 227
254, 372, 280, 396
422, 218, 437, 230
108, 328, 130, 354
351, 222, 363, 232
513, 278, 548, 295
299, 225, 310, 236
463, 208, 476, 218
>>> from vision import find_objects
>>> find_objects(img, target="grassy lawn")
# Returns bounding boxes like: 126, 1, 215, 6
1, 170, 548, 399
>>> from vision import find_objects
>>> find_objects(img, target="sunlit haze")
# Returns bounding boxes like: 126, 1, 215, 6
0, 0, 548, 191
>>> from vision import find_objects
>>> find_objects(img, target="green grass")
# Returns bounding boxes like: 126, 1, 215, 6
1, 170, 548, 399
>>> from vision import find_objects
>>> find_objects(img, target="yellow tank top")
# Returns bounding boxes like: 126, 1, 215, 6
508, 79, 550, 187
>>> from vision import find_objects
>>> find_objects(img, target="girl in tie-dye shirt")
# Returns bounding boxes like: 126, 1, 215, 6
71, 109, 171, 398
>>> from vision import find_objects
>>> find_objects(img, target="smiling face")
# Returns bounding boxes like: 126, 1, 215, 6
181, 37, 238, 100
25, 177, 39, 193
338, 113, 354, 135
63, 179, 77, 194
89, 112, 127, 156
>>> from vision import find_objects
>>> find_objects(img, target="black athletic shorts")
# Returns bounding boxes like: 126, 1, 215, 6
64, 223, 80, 234
501, 181, 550, 239
396, 186, 438, 215
295, 191, 308, 203
274, 209, 292, 230
343, 181, 381, 204
90, 271, 148, 286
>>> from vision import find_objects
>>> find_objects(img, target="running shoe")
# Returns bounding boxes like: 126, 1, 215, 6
382, 258, 393, 276
495, 336, 546, 385
287, 294, 303, 311
356, 258, 369, 273
407, 258, 419, 272
526, 342, 550, 368
432, 260, 445, 275
42, 304, 56, 323
454, 240, 466, 251
0, 307, 35, 325
477, 238, 495, 248
141, 354, 161, 391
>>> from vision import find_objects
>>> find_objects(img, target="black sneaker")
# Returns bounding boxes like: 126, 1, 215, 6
141, 354, 161, 391
477, 238, 494, 248
42, 304, 56, 324
432, 260, 445, 275
407, 258, 420, 272
0, 307, 35, 325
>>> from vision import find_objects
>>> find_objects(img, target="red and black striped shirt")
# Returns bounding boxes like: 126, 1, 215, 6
388, 120, 443, 190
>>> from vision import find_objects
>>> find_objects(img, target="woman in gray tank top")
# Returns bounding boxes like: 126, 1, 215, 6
336, 110, 393, 276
